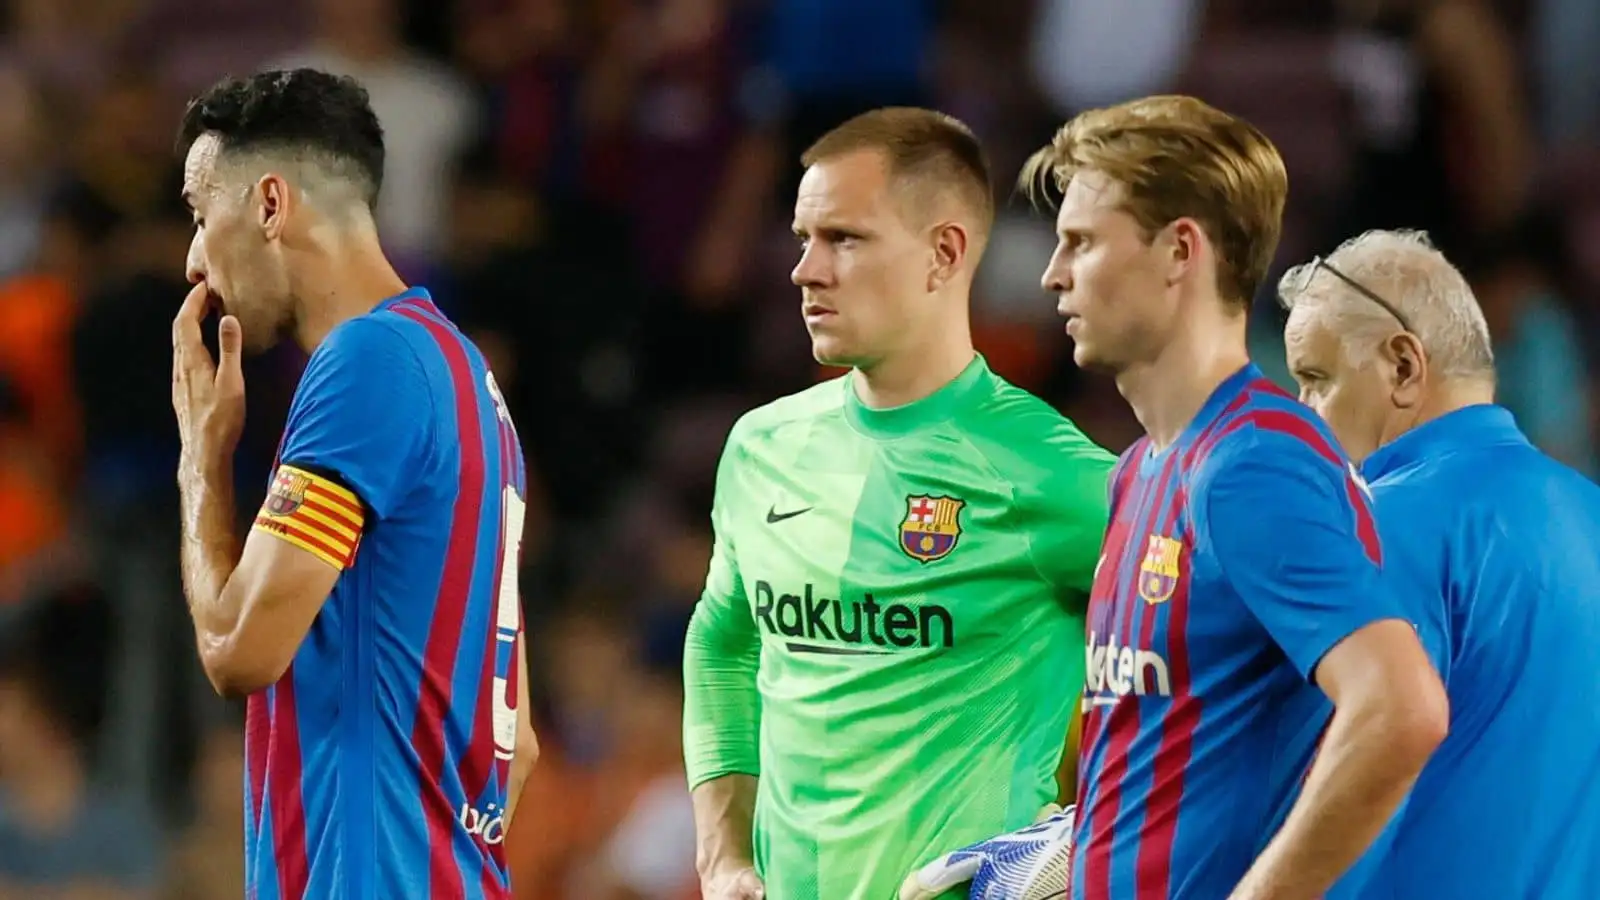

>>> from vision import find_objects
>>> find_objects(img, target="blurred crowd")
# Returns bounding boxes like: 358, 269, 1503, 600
0, 0, 1596, 896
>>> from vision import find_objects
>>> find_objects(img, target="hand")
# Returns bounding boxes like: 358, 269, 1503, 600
172, 282, 246, 470
700, 864, 765, 899
900, 804, 1076, 900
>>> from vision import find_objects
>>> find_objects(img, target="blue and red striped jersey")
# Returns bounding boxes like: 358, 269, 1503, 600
245, 288, 528, 900
1070, 364, 1398, 900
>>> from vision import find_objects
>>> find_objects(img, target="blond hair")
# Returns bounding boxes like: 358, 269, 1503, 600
803, 106, 994, 237
1020, 95, 1288, 306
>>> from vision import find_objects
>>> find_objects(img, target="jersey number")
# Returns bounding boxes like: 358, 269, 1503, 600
492, 488, 525, 762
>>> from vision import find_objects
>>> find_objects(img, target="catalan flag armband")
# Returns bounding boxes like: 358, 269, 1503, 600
253, 464, 365, 570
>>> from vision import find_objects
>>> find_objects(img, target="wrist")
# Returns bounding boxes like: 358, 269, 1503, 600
696, 851, 755, 879
179, 450, 233, 490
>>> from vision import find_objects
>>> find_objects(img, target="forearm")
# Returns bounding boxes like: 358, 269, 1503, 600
681, 601, 761, 785
692, 774, 758, 877
178, 455, 242, 651
504, 753, 534, 834
1231, 704, 1436, 900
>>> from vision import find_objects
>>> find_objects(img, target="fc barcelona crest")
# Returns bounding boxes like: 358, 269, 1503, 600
1138, 534, 1183, 604
264, 468, 311, 517
900, 495, 965, 563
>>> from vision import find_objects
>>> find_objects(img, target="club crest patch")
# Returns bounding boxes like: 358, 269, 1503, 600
264, 468, 312, 517
900, 495, 965, 563
1138, 534, 1183, 604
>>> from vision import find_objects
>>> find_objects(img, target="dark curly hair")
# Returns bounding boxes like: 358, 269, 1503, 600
176, 68, 385, 207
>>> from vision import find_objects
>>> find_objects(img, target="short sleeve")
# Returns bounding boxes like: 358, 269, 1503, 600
1024, 431, 1116, 609
1195, 429, 1401, 681
279, 317, 433, 520
1372, 486, 1454, 683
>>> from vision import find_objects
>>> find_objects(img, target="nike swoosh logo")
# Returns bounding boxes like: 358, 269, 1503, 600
766, 505, 812, 524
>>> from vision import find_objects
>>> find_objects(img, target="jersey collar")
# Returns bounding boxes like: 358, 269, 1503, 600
1143, 362, 1262, 468
844, 353, 990, 439
1362, 404, 1527, 482
374, 286, 432, 313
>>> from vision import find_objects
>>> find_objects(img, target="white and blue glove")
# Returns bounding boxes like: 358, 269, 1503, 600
899, 804, 1076, 900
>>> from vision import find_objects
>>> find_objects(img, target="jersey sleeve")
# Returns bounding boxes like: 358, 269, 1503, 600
1194, 427, 1402, 681
681, 420, 762, 789
254, 317, 433, 569
1021, 427, 1116, 610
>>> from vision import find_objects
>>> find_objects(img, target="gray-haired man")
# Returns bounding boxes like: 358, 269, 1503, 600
1279, 228, 1600, 900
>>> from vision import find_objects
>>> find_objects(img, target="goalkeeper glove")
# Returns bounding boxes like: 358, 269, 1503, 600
898, 803, 1076, 900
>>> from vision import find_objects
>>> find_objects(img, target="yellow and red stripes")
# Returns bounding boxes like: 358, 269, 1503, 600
252, 464, 365, 569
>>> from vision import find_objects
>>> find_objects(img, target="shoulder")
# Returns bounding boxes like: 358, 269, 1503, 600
297, 312, 434, 406
726, 375, 849, 449
1189, 389, 1352, 498
961, 376, 1112, 458
314, 310, 430, 367
957, 377, 1117, 504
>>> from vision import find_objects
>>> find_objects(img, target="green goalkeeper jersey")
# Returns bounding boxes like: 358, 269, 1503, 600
682, 355, 1114, 900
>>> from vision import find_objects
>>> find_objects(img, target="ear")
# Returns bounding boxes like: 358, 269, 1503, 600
256, 174, 291, 241
928, 221, 969, 292
1384, 332, 1428, 408
1163, 217, 1205, 286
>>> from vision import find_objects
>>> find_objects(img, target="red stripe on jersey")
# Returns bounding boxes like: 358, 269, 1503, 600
1109, 437, 1148, 510
1135, 478, 1199, 895
246, 693, 270, 840
394, 302, 486, 900
1081, 456, 1172, 900
270, 673, 310, 899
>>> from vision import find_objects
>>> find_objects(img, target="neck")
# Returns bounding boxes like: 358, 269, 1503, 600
1116, 305, 1250, 451
854, 306, 975, 409
1401, 377, 1497, 433
291, 225, 409, 352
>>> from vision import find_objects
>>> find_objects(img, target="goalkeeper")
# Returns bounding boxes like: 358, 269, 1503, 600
682, 107, 1114, 900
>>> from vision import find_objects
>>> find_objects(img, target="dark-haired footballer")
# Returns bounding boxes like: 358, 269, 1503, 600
170, 68, 537, 900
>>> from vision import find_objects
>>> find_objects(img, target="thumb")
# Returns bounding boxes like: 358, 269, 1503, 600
900, 852, 984, 900
217, 315, 244, 374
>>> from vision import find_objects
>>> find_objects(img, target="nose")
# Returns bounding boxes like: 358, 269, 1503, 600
791, 242, 830, 289
186, 232, 205, 286
1040, 247, 1071, 295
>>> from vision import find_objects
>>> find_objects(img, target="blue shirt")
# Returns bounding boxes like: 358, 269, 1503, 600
245, 288, 529, 900
1335, 404, 1600, 899
1073, 364, 1397, 900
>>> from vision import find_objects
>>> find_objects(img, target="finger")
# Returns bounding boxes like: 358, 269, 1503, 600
216, 315, 244, 384
900, 854, 982, 899
173, 282, 211, 351
1034, 802, 1063, 824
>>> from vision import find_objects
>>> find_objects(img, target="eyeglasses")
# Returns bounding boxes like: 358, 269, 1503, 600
1282, 256, 1413, 333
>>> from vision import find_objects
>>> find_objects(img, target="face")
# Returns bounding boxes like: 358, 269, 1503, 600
1040, 171, 1181, 372
791, 150, 946, 369
1284, 305, 1399, 464
183, 134, 295, 353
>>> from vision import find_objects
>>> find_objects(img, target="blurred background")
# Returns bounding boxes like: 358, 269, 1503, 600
0, 0, 1595, 896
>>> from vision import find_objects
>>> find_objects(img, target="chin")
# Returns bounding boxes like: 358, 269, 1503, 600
809, 337, 853, 368
1070, 342, 1104, 371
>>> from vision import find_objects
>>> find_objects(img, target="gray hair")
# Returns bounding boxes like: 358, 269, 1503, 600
1277, 229, 1495, 379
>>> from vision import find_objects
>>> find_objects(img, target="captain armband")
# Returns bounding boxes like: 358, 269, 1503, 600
252, 464, 365, 570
